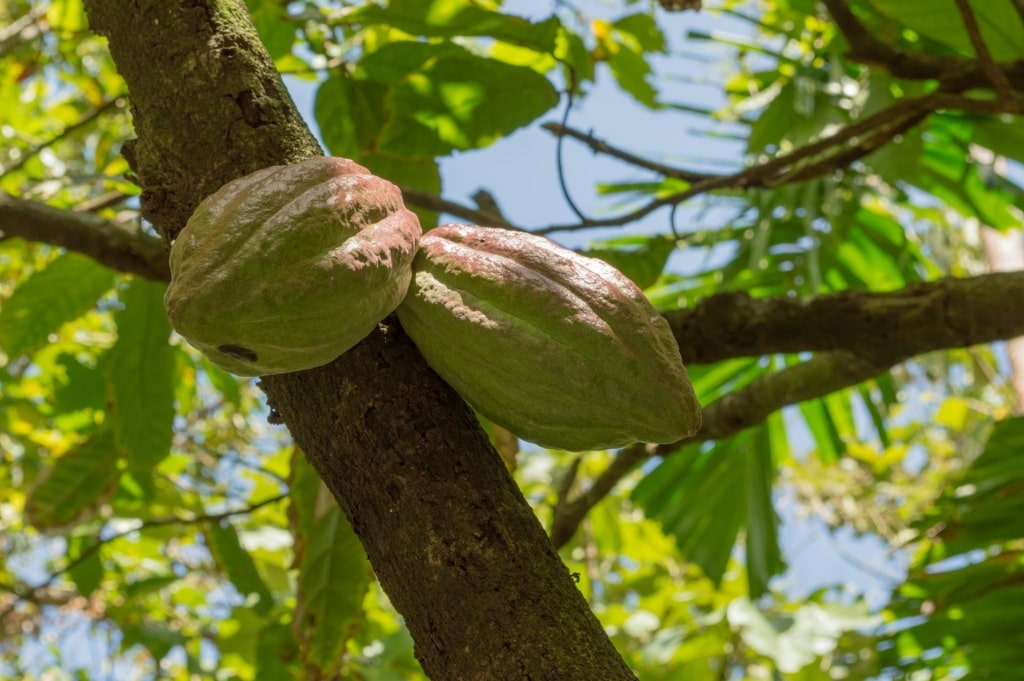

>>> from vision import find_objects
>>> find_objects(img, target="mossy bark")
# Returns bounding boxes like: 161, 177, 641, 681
83, 1, 637, 678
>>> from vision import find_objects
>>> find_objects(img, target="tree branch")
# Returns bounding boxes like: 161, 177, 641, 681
0, 193, 170, 281
84, 2, 638, 678
666, 272, 1024, 365
551, 271, 1024, 546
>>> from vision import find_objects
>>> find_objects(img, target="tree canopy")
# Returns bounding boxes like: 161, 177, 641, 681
1, 0, 1023, 679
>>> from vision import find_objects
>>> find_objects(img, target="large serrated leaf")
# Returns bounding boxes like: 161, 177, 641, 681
206, 522, 275, 614
0, 252, 116, 358
106, 278, 175, 470
25, 430, 122, 531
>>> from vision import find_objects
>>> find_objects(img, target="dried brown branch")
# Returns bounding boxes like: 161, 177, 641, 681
535, 86, 1024, 236
0, 193, 169, 281
534, 91, 943, 234
399, 185, 515, 228
540, 123, 716, 183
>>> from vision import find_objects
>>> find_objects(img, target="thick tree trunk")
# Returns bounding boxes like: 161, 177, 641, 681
83, 1, 637, 678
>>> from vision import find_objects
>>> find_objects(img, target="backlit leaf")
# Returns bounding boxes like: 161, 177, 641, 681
0, 252, 115, 358
106, 278, 175, 470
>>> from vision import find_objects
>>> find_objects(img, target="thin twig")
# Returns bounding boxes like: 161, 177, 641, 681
399, 185, 515, 228
50, 495, 284, 588
554, 90, 590, 222
541, 122, 716, 182
73, 190, 132, 213
0, 98, 123, 178
534, 91, 945, 235
0, 494, 287, 627
0, 4, 46, 56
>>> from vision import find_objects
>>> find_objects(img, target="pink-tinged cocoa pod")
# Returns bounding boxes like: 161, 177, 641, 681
396, 224, 701, 451
165, 157, 421, 376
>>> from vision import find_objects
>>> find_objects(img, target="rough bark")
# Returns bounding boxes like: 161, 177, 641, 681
0, 193, 169, 281
666, 273, 1024, 365
83, 0, 636, 678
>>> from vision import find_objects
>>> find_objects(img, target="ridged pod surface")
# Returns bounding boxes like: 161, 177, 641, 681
165, 157, 421, 376
396, 224, 701, 451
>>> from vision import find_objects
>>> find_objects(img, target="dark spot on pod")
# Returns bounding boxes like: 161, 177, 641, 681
218, 344, 258, 362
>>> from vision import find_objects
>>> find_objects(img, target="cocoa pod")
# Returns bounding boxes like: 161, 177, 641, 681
396, 224, 701, 450
165, 157, 421, 376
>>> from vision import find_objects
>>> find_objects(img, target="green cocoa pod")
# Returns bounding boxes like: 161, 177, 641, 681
165, 157, 421, 376
396, 224, 701, 451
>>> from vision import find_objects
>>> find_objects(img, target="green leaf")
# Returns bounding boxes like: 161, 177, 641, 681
358, 41, 466, 85
348, 0, 562, 53
555, 27, 595, 85
246, 0, 295, 60
584, 235, 676, 289
633, 432, 753, 585
291, 456, 371, 675
730, 598, 881, 674
376, 46, 558, 157
47, 0, 89, 33
613, 13, 667, 54
119, 619, 187, 663
605, 40, 659, 108
206, 522, 275, 615
67, 535, 104, 597
53, 352, 108, 413
882, 417, 1024, 679
869, 0, 1024, 61
746, 419, 784, 597
972, 117, 1024, 166
106, 278, 175, 470
0, 252, 116, 358
255, 622, 300, 680
315, 75, 390, 159
24, 431, 121, 531
797, 398, 843, 464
